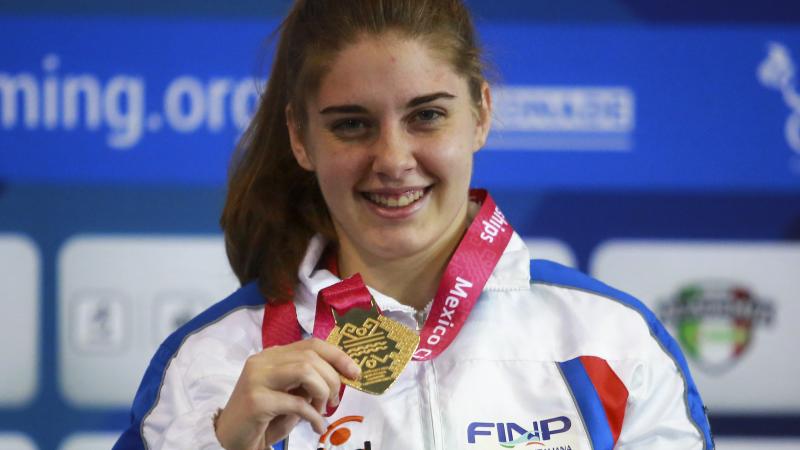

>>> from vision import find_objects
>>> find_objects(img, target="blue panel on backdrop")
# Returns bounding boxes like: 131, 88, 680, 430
2, 17, 800, 190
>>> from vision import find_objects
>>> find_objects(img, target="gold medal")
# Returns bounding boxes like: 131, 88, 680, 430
325, 297, 419, 395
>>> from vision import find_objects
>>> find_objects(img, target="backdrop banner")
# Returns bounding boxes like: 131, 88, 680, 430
2, 17, 800, 190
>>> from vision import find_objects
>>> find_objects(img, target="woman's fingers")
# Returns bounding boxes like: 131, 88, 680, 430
263, 413, 302, 445
216, 338, 361, 448
267, 391, 328, 435
266, 339, 360, 407
280, 348, 347, 407
265, 362, 332, 413
303, 338, 362, 380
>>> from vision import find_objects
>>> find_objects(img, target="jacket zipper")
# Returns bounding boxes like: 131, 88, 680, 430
414, 308, 443, 450
426, 361, 443, 450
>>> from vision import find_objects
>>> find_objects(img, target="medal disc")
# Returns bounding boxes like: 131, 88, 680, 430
325, 299, 419, 395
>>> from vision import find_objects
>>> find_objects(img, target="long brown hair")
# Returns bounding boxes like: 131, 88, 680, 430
220, 0, 487, 302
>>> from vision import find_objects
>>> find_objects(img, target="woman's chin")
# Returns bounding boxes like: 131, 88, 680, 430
363, 235, 429, 262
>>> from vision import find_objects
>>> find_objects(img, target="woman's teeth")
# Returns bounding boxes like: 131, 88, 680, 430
366, 190, 424, 208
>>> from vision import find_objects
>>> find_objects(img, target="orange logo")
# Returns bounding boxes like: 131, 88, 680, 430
317, 415, 372, 449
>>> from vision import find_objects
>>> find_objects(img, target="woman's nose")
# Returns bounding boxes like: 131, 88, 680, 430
370, 125, 417, 180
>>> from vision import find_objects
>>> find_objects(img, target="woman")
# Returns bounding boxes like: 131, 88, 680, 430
115, 1, 714, 449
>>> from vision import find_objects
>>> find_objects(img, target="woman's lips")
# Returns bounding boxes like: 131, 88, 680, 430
360, 186, 431, 218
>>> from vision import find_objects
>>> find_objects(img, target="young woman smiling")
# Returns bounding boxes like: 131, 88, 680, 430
114, 1, 714, 449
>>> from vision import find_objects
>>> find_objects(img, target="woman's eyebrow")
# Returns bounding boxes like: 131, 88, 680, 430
319, 92, 456, 115
319, 104, 368, 115
407, 92, 455, 108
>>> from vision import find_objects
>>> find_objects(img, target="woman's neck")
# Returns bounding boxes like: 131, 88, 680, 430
336, 205, 473, 311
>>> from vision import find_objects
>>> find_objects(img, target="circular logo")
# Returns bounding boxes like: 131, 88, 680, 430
659, 280, 774, 374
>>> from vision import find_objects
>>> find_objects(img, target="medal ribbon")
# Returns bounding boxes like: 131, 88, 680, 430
312, 273, 373, 340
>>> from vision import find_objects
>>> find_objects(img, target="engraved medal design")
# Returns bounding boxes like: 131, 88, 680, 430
325, 298, 419, 395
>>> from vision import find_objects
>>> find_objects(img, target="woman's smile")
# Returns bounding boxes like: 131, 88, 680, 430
360, 186, 432, 219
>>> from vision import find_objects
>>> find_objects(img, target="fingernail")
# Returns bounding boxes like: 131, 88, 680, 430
349, 361, 362, 379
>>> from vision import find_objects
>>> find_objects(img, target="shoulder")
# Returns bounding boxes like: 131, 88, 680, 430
526, 259, 681, 356
529, 258, 659, 330
155, 281, 265, 364
527, 257, 685, 353
523, 259, 697, 402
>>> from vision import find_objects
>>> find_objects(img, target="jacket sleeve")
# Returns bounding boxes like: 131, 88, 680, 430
611, 313, 714, 449
113, 326, 251, 449
611, 353, 713, 449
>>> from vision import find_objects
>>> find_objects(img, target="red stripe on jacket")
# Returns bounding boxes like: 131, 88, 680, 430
580, 355, 629, 444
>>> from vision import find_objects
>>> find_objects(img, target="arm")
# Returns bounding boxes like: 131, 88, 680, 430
113, 333, 244, 450
611, 356, 712, 449
612, 320, 714, 449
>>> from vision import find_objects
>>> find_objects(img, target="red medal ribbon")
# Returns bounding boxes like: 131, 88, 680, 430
261, 300, 301, 348
312, 273, 373, 340
313, 274, 373, 416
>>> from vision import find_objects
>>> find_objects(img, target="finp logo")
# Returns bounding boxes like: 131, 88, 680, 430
758, 42, 800, 154
317, 415, 372, 450
658, 280, 774, 374
467, 416, 572, 448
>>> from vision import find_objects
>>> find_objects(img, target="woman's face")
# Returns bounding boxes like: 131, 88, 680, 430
288, 33, 491, 263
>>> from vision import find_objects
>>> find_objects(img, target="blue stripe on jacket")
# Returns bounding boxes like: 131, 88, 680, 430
558, 357, 616, 450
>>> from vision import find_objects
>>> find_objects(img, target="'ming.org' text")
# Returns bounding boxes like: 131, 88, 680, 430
0, 54, 262, 149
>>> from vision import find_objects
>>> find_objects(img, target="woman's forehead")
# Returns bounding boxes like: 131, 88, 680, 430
310, 33, 469, 111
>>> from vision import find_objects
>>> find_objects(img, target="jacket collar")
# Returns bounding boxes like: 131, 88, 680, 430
293, 231, 531, 336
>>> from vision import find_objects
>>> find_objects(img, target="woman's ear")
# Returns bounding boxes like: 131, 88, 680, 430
286, 103, 315, 171
473, 81, 493, 152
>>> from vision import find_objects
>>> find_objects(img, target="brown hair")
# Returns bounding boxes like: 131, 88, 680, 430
220, 0, 487, 302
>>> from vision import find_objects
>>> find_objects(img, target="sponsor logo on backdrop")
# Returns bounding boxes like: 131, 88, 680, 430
70, 290, 128, 353
467, 416, 572, 448
758, 42, 800, 155
489, 86, 635, 151
658, 280, 774, 374
0, 53, 261, 149
318, 416, 372, 450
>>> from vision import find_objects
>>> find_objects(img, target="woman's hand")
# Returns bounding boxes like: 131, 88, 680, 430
214, 338, 361, 450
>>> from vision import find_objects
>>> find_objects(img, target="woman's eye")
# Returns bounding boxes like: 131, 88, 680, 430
331, 118, 370, 137
415, 109, 443, 122
410, 109, 446, 129
336, 119, 365, 129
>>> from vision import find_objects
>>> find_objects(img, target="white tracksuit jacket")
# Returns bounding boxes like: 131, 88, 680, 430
114, 232, 714, 450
